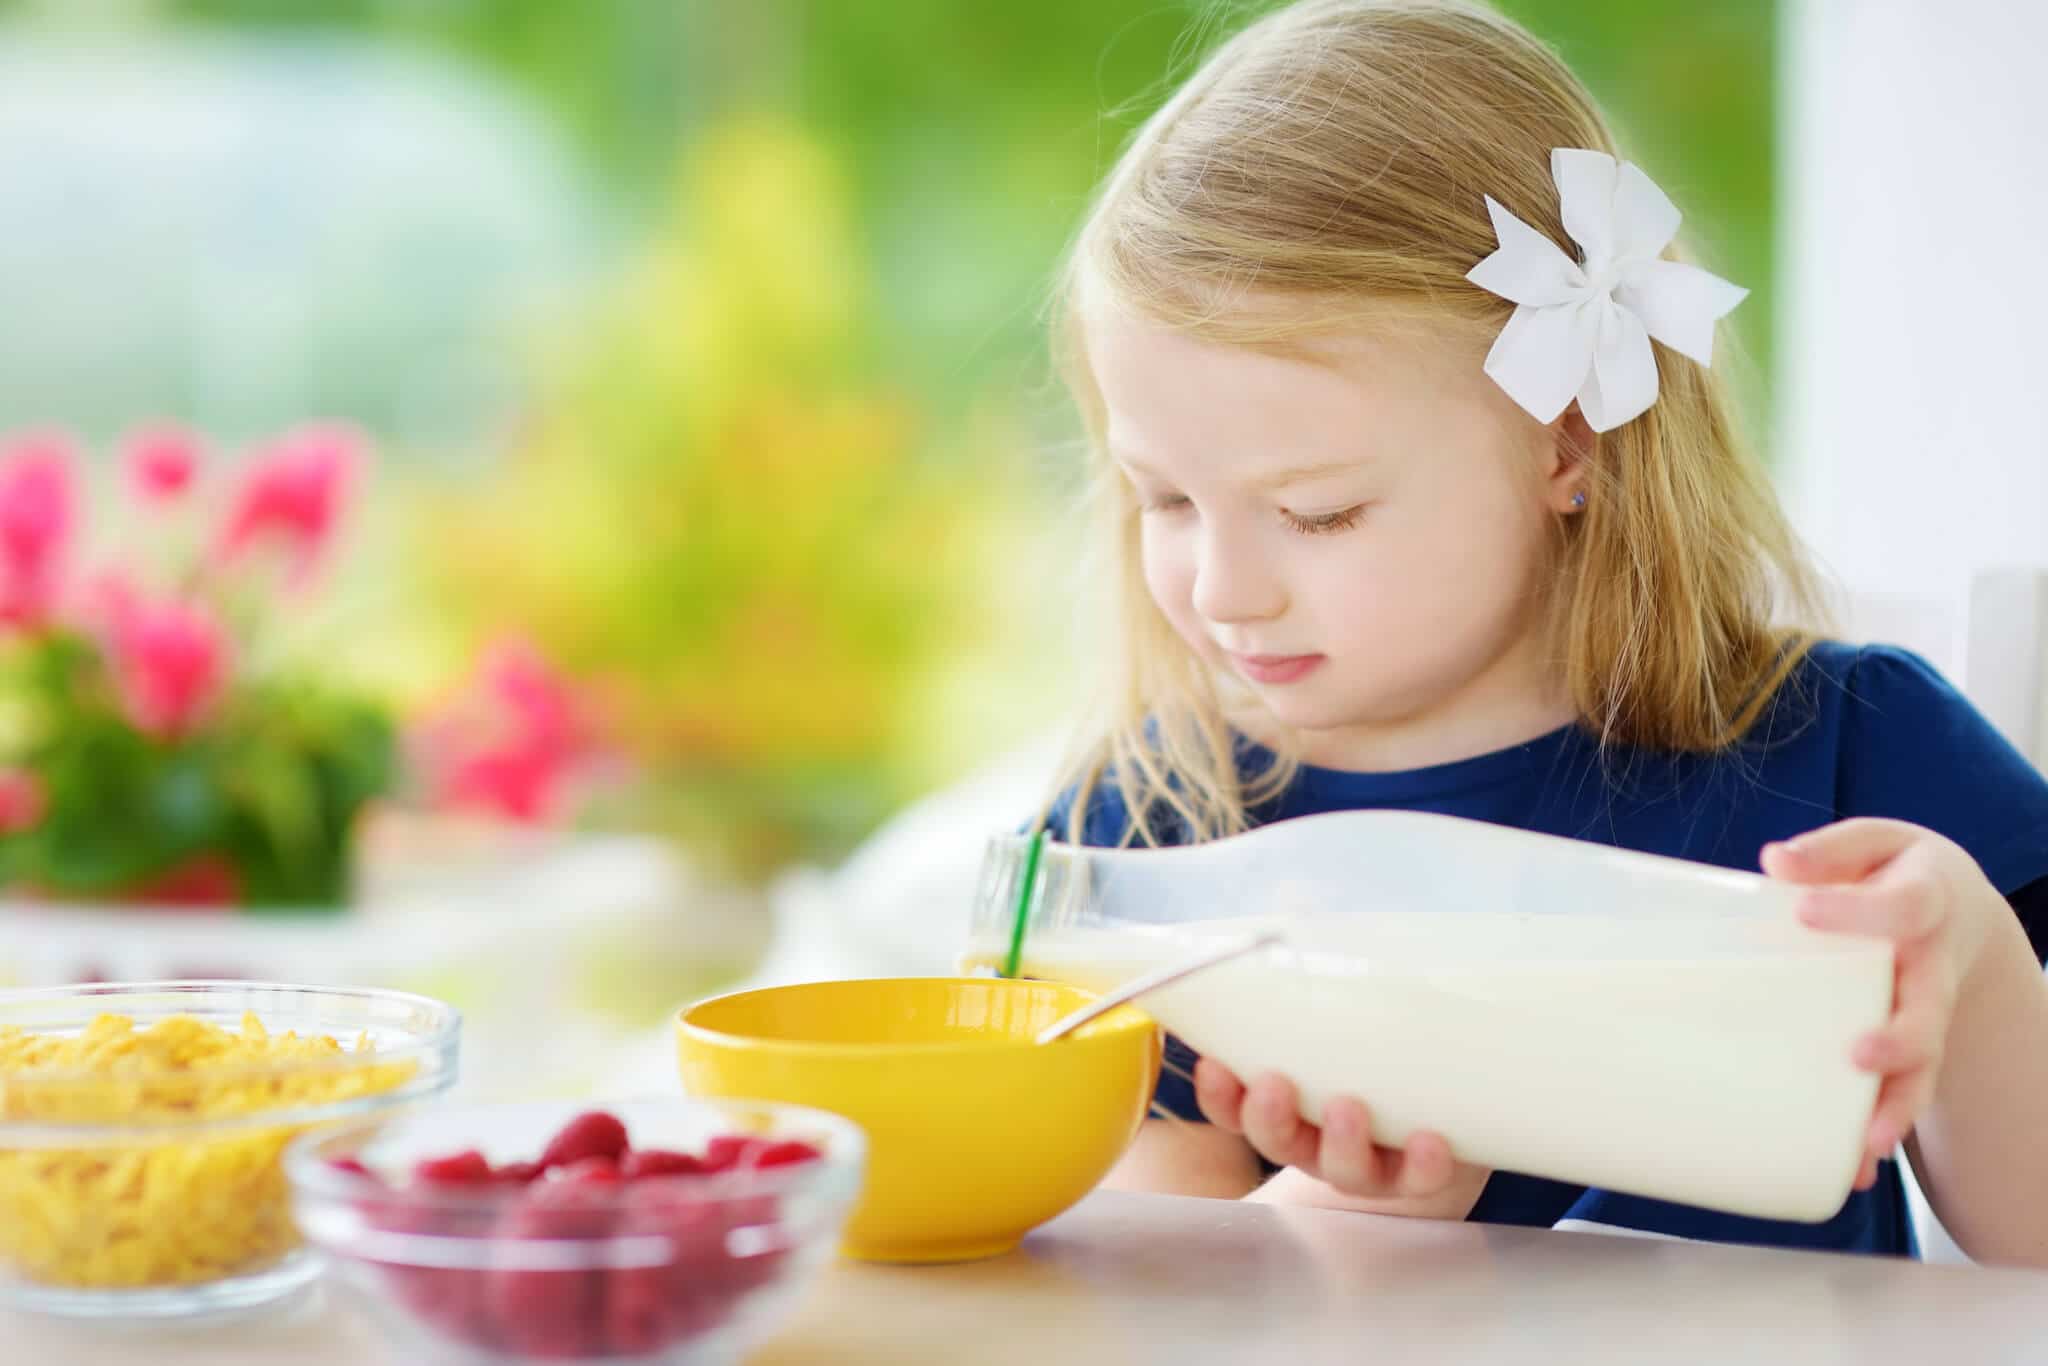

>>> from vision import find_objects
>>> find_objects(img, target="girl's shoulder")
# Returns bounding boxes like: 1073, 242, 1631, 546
1793, 637, 1950, 698
1756, 638, 1973, 746
1786, 637, 1997, 744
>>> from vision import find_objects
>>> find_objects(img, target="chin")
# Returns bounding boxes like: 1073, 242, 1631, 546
1254, 696, 1384, 737
1252, 678, 1426, 737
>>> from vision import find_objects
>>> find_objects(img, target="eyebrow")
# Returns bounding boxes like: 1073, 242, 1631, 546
1249, 459, 1371, 491
1112, 451, 1369, 491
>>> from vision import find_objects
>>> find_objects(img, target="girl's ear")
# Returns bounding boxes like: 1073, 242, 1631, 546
1545, 404, 1596, 514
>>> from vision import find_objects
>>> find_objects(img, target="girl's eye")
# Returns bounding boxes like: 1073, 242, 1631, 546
1141, 493, 1193, 515
1282, 504, 1366, 535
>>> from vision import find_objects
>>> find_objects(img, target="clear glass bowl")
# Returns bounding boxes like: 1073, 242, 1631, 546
0, 980, 461, 1317
287, 1097, 865, 1365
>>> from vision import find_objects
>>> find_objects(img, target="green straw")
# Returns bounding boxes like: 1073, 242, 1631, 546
1000, 829, 1046, 979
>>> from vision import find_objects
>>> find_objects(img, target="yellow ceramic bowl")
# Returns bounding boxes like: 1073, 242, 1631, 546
676, 977, 1160, 1264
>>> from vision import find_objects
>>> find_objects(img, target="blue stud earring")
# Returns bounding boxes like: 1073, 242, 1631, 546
1570, 491, 1587, 510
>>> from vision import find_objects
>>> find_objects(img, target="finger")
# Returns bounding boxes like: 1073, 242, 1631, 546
1194, 1057, 1248, 1133
1852, 946, 1951, 1075
1795, 873, 1941, 943
1866, 1065, 1937, 1160
1240, 1073, 1321, 1172
1762, 819, 1917, 884
1852, 1022, 1938, 1076
1315, 1097, 1387, 1195
1394, 1129, 1458, 1198
1853, 1152, 1879, 1192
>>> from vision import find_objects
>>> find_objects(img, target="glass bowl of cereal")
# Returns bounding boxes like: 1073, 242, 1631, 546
0, 979, 460, 1318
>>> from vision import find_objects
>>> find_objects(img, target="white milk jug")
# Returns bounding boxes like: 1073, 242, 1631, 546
966, 809, 1892, 1222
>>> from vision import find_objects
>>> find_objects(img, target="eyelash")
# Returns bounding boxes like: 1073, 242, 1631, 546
1140, 494, 1365, 536
1282, 505, 1366, 535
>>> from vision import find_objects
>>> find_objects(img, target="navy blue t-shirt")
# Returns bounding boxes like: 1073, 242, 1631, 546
1049, 642, 2048, 1257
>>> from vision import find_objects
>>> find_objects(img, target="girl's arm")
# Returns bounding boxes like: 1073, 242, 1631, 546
1905, 908, 2048, 1265
1767, 822, 2048, 1267
1104, 1118, 1263, 1199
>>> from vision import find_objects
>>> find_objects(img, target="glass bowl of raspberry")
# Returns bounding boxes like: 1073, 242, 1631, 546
286, 1098, 864, 1364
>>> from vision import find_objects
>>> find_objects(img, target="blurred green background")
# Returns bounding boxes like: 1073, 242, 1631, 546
0, 0, 1775, 883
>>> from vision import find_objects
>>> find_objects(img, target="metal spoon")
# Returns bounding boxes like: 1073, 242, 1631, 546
1035, 929, 1285, 1044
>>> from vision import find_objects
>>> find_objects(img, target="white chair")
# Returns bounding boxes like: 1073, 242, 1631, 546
1841, 566, 2048, 769
1960, 568, 2048, 769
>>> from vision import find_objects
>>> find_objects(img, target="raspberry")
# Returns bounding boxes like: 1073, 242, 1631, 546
557, 1156, 623, 1186
608, 1186, 746, 1353
754, 1140, 822, 1169
487, 1180, 616, 1357
620, 1148, 704, 1180
701, 1135, 758, 1172
362, 1193, 497, 1350
414, 1149, 494, 1185
702, 1135, 821, 1172
539, 1110, 630, 1171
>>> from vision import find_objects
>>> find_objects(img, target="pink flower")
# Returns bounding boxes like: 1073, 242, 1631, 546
79, 568, 142, 636
0, 767, 46, 834
0, 430, 79, 629
442, 748, 562, 823
216, 423, 362, 584
124, 422, 202, 503
416, 638, 594, 824
106, 595, 229, 738
484, 639, 583, 764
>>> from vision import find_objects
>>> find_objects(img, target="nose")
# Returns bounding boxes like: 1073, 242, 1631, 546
1190, 522, 1286, 626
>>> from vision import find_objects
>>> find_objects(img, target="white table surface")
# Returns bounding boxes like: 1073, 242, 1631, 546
10, 1190, 2045, 1365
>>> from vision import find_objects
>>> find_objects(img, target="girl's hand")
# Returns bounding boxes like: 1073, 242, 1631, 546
1763, 819, 2003, 1190
1193, 1056, 1477, 1204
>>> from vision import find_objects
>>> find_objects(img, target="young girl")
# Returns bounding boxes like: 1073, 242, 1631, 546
1037, 0, 2048, 1264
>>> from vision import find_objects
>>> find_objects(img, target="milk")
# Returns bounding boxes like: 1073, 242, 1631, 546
967, 811, 1896, 1222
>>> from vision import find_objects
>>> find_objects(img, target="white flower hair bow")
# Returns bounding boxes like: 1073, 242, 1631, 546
1466, 148, 1747, 433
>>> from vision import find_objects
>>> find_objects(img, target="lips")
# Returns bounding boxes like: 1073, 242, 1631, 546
1226, 652, 1324, 685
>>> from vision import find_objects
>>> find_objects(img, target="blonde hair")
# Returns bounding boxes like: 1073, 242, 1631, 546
1048, 0, 1820, 847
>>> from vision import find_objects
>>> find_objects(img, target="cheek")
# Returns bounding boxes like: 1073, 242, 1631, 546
1138, 524, 1205, 635
1312, 494, 1544, 635
1367, 490, 1549, 632
1138, 523, 1185, 604
1448, 486, 1551, 595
